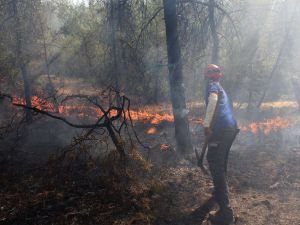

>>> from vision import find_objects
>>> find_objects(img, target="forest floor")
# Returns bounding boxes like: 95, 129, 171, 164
1, 115, 300, 225
1, 80, 300, 224
133, 114, 300, 225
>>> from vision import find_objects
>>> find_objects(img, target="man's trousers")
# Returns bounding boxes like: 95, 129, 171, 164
207, 127, 238, 209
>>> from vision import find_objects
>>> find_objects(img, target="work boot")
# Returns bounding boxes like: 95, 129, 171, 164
209, 207, 234, 225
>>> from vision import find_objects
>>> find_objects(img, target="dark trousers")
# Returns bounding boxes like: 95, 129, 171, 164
207, 127, 238, 209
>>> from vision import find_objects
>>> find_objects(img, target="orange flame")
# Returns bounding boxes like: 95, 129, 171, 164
240, 117, 290, 135
11, 96, 296, 136
13, 96, 55, 111
147, 127, 157, 135
160, 143, 171, 152
126, 110, 174, 124
150, 113, 174, 125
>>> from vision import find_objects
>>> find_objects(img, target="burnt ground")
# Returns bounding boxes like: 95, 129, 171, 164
136, 116, 300, 225
150, 147, 300, 225
1, 108, 300, 225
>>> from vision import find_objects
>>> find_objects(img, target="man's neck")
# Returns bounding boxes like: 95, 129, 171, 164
208, 79, 220, 83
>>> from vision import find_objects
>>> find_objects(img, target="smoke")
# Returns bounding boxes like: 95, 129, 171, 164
2, 0, 300, 163
175, 0, 300, 108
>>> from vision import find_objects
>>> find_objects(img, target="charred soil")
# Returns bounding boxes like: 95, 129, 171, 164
1, 106, 300, 225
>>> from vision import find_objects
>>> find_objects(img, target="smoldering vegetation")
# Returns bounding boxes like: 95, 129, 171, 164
1, 0, 300, 225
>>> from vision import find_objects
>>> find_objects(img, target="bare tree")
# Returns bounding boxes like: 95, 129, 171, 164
256, 3, 296, 108
163, 0, 192, 155
11, 0, 33, 123
208, 0, 219, 64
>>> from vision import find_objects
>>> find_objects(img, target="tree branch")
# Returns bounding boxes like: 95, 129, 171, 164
181, 0, 241, 46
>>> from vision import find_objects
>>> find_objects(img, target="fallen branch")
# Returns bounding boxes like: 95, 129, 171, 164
0, 90, 150, 160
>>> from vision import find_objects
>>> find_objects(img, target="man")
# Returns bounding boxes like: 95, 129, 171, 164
203, 64, 238, 224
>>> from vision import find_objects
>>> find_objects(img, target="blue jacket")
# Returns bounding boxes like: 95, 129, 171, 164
205, 81, 237, 131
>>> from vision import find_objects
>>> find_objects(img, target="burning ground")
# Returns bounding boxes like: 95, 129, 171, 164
1, 94, 300, 225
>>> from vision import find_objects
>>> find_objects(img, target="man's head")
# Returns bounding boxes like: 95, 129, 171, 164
204, 64, 223, 81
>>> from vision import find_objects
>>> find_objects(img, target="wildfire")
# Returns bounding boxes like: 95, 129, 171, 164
150, 113, 174, 125
58, 105, 101, 118
160, 143, 171, 152
240, 117, 290, 135
13, 96, 55, 111
126, 110, 174, 124
11, 96, 298, 136
147, 127, 157, 135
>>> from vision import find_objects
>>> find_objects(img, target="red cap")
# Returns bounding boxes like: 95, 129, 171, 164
204, 64, 223, 79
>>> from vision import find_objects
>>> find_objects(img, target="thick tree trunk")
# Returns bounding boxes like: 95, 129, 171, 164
110, 0, 120, 92
208, 0, 219, 64
163, 0, 192, 155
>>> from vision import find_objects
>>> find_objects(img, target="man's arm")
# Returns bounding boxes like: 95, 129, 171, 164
203, 92, 218, 137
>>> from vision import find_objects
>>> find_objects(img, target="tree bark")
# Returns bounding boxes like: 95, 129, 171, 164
110, 0, 119, 92
12, 0, 32, 123
208, 0, 219, 64
163, 0, 192, 155
39, 14, 59, 112
291, 78, 300, 111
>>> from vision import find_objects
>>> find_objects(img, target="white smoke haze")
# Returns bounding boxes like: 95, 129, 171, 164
1, 0, 300, 162
2, 2, 300, 225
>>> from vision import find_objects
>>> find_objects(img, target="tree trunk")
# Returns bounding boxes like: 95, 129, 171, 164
12, 0, 32, 123
208, 0, 219, 64
20, 64, 32, 122
257, 7, 295, 108
109, 0, 123, 108
291, 78, 300, 111
39, 15, 59, 112
256, 34, 286, 108
163, 0, 192, 155
110, 0, 120, 92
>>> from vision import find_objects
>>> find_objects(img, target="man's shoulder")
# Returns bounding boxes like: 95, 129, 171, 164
208, 81, 220, 93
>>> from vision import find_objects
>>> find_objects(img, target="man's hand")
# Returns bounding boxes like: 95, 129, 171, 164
204, 127, 213, 139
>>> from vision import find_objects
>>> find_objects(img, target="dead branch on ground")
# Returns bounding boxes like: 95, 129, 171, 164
0, 88, 149, 161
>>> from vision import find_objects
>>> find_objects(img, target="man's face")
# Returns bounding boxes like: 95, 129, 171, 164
205, 76, 219, 82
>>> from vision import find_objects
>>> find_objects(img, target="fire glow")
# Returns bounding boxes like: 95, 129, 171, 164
12, 96, 296, 135
240, 117, 290, 135
160, 143, 171, 152
147, 127, 157, 135
12, 96, 175, 124
128, 110, 174, 124
13, 96, 55, 111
